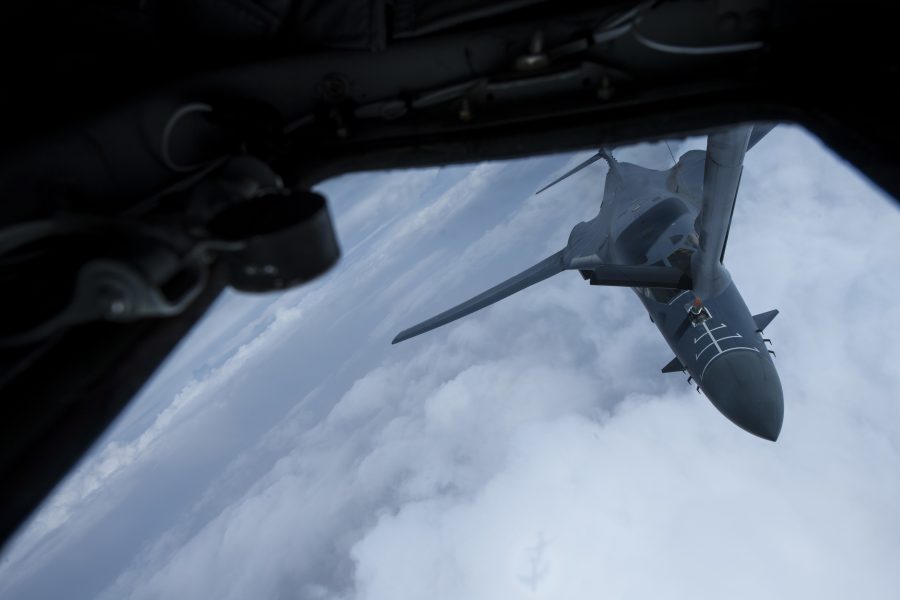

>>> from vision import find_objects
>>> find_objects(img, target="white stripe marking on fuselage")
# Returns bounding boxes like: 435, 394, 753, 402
696, 340, 718, 359
668, 290, 690, 305
694, 324, 726, 343
702, 321, 722, 352
699, 346, 760, 381
695, 334, 744, 360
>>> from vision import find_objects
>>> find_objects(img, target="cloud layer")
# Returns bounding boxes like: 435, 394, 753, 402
3, 127, 900, 600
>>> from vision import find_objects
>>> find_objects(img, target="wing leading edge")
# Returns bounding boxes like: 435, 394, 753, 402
393, 252, 692, 344
395, 125, 777, 345
392, 250, 567, 344
534, 148, 620, 195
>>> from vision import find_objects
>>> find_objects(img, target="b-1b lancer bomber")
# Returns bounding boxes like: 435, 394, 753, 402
393, 125, 784, 441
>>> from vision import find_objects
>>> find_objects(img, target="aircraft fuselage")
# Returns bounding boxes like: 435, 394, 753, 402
637, 284, 783, 440
599, 154, 783, 440
393, 133, 785, 440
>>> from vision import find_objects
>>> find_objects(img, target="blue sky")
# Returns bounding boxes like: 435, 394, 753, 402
2, 126, 900, 599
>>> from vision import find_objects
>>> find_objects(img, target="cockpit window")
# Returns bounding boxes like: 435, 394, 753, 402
614, 197, 689, 264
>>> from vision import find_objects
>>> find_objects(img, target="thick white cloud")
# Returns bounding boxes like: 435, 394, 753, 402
2, 127, 899, 600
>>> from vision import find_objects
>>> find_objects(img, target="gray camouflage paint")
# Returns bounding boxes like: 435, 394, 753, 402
395, 125, 784, 440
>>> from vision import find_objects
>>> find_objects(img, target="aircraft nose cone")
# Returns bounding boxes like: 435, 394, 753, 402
701, 350, 784, 441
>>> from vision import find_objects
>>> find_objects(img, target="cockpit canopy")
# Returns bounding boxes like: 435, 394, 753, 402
613, 197, 690, 265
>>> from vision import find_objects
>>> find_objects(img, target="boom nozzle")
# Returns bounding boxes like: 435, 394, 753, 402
688, 296, 711, 324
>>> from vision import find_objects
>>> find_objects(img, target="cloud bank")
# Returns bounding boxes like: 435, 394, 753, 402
2, 127, 899, 600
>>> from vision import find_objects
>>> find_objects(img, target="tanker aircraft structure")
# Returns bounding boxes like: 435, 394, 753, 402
393, 125, 783, 441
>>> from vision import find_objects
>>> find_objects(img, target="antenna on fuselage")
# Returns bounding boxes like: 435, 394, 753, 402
535, 147, 620, 195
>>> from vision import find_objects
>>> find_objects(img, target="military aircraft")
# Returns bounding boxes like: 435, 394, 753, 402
393, 125, 784, 441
